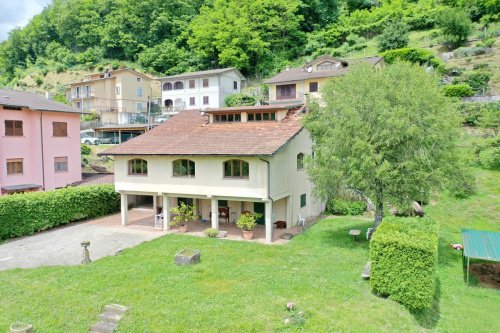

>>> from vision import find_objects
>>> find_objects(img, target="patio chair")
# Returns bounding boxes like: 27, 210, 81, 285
218, 207, 229, 223
297, 213, 306, 228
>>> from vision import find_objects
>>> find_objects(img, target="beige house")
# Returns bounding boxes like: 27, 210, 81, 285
101, 104, 324, 243
264, 55, 384, 104
67, 68, 157, 125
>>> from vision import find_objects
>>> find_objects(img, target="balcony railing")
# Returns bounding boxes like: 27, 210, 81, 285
70, 91, 95, 99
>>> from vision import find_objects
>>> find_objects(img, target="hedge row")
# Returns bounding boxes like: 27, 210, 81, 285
370, 216, 438, 311
381, 47, 445, 72
0, 185, 120, 241
327, 198, 366, 216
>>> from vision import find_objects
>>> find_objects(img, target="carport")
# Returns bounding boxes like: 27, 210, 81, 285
462, 229, 500, 284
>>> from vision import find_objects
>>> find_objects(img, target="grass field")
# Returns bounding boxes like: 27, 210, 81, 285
0, 168, 498, 332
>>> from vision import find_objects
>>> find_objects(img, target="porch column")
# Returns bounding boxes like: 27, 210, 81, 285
153, 195, 158, 214
211, 198, 219, 229
163, 194, 171, 230
265, 200, 273, 243
286, 195, 293, 229
120, 192, 128, 226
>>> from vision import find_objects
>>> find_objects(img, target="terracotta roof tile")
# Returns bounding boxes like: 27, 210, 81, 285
101, 108, 304, 157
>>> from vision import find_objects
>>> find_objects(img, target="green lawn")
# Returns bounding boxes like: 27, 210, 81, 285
1, 146, 499, 331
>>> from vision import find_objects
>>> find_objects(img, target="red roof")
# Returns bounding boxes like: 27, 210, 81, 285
101, 107, 305, 157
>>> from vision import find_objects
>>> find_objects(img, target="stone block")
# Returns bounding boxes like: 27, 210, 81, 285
175, 249, 201, 265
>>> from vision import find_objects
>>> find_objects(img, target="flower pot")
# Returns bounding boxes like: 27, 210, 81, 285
179, 224, 188, 233
242, 230, 254, 240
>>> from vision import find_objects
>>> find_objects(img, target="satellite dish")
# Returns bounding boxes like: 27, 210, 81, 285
307, 66, 313, 73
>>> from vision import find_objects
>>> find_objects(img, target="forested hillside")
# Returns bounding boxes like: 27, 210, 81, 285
0, 0, 498, 91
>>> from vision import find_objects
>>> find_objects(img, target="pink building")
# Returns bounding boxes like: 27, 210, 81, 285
0, 89, 84, 195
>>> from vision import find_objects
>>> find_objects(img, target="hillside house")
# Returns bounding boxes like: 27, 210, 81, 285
264, 55, 384, 104
159, 68, 245, 113
67, 68, 157, 125
0, 89, 84, 194
101, 104, 323, 242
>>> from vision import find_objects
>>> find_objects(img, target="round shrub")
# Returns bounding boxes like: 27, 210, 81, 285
443, 84, 474, 97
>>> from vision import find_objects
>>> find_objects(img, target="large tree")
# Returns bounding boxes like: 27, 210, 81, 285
304, 62, 463, 235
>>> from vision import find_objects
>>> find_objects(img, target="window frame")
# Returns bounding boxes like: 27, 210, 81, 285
173, 159, 196, 177
203, 96, 209, 105
115, 85, 121, 95
214, 113, 241, 123
300, 193, 307, 208
5, 120, 23, 136
163, 82, 173, 91
297, 153, 304, 170
189, 80, 195, 89
202, 78, 209, 88
128, 158, 148, 176
54, 156, 68, 173
6, 158, 23, 175
309, 82, 318, 93
174, 81, 184, 90
233, 81, 238, 90
246, 112, 276, 122
189, 97, 196, 106
223, 159, 249, 179
52, 122, 68, 137
137, 86, 143, 97
276, 84, 296, 100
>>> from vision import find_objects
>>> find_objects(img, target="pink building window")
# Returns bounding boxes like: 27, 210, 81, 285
54, 157, 68, 172
6, 158, 23, 175
53, 122, 68, 137
5, 120, 23, 136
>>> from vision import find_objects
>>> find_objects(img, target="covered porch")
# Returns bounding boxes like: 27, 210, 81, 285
119, 192, 297, 243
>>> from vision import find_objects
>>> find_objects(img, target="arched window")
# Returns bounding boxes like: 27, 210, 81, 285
297, 153, 304, 170
163, 82, 172, 91
164, 99, 173, 108
173, 159, 195, 177
128, 159, 148, 175
174, 81, 184, 90
223, 160, 249, 178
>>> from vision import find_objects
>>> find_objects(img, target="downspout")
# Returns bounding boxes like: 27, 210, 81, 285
40, 111, 46, 190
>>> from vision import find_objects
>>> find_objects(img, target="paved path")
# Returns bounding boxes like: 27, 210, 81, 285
0, 208, 167, 271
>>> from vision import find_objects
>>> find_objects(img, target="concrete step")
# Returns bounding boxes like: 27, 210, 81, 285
99, 311, 122, 324
104, 304, 129, 315
89, 321, 116, 333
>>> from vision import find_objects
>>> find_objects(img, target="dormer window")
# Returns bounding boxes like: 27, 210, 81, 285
247, 112, 276, 121
214, 113, 241, 123
318, 62, 335, 71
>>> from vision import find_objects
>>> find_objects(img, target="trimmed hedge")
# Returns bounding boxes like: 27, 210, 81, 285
443, 83, 474, 97
328, 199, 366, 216
370, 216, 438, 311
0, 185, 120, 241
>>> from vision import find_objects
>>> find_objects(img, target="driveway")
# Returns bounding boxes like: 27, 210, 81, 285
0, 208, 166, 271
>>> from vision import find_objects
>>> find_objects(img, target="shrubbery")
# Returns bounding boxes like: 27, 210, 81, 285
381, 48, 444, 71
370, 216, 438, 311
472, 137, 500, 170
464, 71, 491, 94
327, 198, 365, 215
453, 46, 488, 58
443, 83, 474, 97
0, 185, 120, 241
224, 93, 258, 107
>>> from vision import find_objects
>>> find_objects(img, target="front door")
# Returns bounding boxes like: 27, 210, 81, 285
253, 202, 265, 225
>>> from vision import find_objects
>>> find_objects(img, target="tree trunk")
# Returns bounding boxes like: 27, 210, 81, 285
368, 182, 383, 240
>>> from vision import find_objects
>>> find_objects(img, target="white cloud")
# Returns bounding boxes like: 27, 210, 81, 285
0, 0, 52, 41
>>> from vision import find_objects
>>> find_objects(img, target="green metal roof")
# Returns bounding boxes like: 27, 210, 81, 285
462, 229, 500, 261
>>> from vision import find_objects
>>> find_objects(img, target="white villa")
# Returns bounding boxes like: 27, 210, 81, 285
102, 104, 324, 242
158, 68, 245, 113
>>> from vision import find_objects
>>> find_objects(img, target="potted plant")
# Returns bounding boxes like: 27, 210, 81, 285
170, 202, 197, 233
236, 212, 261, 240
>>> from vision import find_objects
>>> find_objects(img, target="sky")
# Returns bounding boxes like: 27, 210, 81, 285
0, 0, 52, 41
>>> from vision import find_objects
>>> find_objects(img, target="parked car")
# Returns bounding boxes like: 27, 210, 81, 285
81, 136, 100, 145
100, 137, 120, 144
155, 115, 171, 124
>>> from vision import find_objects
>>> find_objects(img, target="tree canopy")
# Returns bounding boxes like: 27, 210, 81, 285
304, 62, 464, 232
